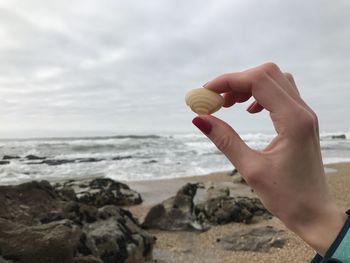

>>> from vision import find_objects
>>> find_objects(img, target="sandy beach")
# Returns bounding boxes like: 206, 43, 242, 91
126, 162, 350, 263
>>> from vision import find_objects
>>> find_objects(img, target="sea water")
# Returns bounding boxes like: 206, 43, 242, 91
0, 132, 349, 185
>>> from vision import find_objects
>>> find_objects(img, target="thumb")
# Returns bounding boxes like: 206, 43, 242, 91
192, 115, 256, 172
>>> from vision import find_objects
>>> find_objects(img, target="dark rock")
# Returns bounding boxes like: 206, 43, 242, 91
42, 159, 77, 166
142, 183, 204, 231
195, 194, 270, 225
217, 226, 287, 252
0, 180, 61, 225
143, 160, 157, 164
60, 178, 142, 207
230, 168, 238, 176
332, 134, 346, 139
27, 159, 76, 165
231, 172, 247, 184
112, 156, 132, 161
26, 161, 44, 165
0, 180, 154, 263
27, 158, 105, 165
40, 211, 65, 224
0, 161, 10, 165
0, 256, 13, 263
27, 158, 126, 166
77, 158, 104, 163
72, 256, 103, 263
84, 206, 154, 263
2, 155, 20, 160
25, 155, 47, 160
78, 204, 98, 223
58, 187, 78, 201
204, 185, 230, 199
0, 218, 81, 263
142, 183, 269, 230
30, 158, 104, 166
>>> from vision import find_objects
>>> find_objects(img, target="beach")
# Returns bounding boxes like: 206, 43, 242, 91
1, 139, 350, 262
0, 161, 349, 262
125, 162, 350, 263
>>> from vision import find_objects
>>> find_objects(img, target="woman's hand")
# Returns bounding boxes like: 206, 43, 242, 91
192, 63, 347, 255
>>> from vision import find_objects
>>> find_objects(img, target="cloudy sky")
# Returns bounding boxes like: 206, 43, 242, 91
0, 0, 349, 138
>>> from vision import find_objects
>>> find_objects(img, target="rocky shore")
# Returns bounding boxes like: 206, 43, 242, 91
0, 178, 154, 263
0, 173, 282, 263
1, 162, 350, 263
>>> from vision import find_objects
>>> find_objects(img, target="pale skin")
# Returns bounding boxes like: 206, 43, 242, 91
193, 63, 347, 256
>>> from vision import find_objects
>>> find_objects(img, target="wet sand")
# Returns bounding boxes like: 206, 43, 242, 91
126, 162, 350, 263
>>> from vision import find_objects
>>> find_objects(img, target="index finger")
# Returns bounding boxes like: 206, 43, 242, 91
204, 64, 296, 114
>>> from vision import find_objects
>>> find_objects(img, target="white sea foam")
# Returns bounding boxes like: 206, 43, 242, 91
0, 132, 349, 185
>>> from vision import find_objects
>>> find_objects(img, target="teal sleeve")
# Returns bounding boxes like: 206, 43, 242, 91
310, 209, 350, 263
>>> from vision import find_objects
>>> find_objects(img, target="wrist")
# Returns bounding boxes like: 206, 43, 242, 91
283, 203, 347, 256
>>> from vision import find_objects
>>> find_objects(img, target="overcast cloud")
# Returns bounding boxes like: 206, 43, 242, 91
0, 0, 350, 138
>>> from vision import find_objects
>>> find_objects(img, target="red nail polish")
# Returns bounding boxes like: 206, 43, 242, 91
246, 101, 257, 113
192, 117, 212, 135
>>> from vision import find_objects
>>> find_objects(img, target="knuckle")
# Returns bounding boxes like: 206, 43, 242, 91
284, 72, 294, 82
244, 166, 262, 186
260, 62, 281, 75
251, 69, 270, 84
312, 111, 319, 125
213, 134, 232, 153
295, 107, 318, 132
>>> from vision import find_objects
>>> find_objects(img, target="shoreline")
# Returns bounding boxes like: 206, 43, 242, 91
125, 162, 346, 207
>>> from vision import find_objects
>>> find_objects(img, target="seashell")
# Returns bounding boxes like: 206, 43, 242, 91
185, 88, 224, 115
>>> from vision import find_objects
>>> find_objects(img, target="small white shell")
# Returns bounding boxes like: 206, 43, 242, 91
185, 88, 224, 115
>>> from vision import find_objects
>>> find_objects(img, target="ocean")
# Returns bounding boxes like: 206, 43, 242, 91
0, 132, 349, 185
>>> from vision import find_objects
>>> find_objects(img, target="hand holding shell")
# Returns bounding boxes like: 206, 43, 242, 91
185, 88, 224, 115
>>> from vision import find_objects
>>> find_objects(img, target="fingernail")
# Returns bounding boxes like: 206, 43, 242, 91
192, 117, 212, 135
246, 102, 257, 113
203, 81, 209, 87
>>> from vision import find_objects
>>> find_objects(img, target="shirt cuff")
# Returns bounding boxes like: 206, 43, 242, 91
310, 209, 350, 263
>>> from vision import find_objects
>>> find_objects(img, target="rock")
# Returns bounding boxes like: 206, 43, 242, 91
195, 187, 269, 225
0, 180, 61, 225
332, 134, 346, 139
0, 161, 10, 165
231, 172, 247, 184
0, 256, 12, 263
205, 185, 230, 200
59, 178, 142, 207
0, 218, 81, 263
2, 155, 20, 160
26, 157, 138, 166
143, 160, 157, 164
72, 256, 103, 263
142, 183, 270, 230
230, 168, 238, 176
27, 158, 105, 165
25, 155, 47, 160
26, 162, 43, 165
112, 156, 132, 161
0, 180, 154, 263
30, 158, 104, 166
27, 159, 75, 165
76, 158, 104, 163
142, 183, 205, 231
203, 196, 269, 224
84, 206, 154, 263
217, 226, 287, 252
58, 187, 78, 201
42, 159, 77, 165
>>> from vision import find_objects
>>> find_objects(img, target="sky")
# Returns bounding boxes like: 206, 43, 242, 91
0, 0, 350, 138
